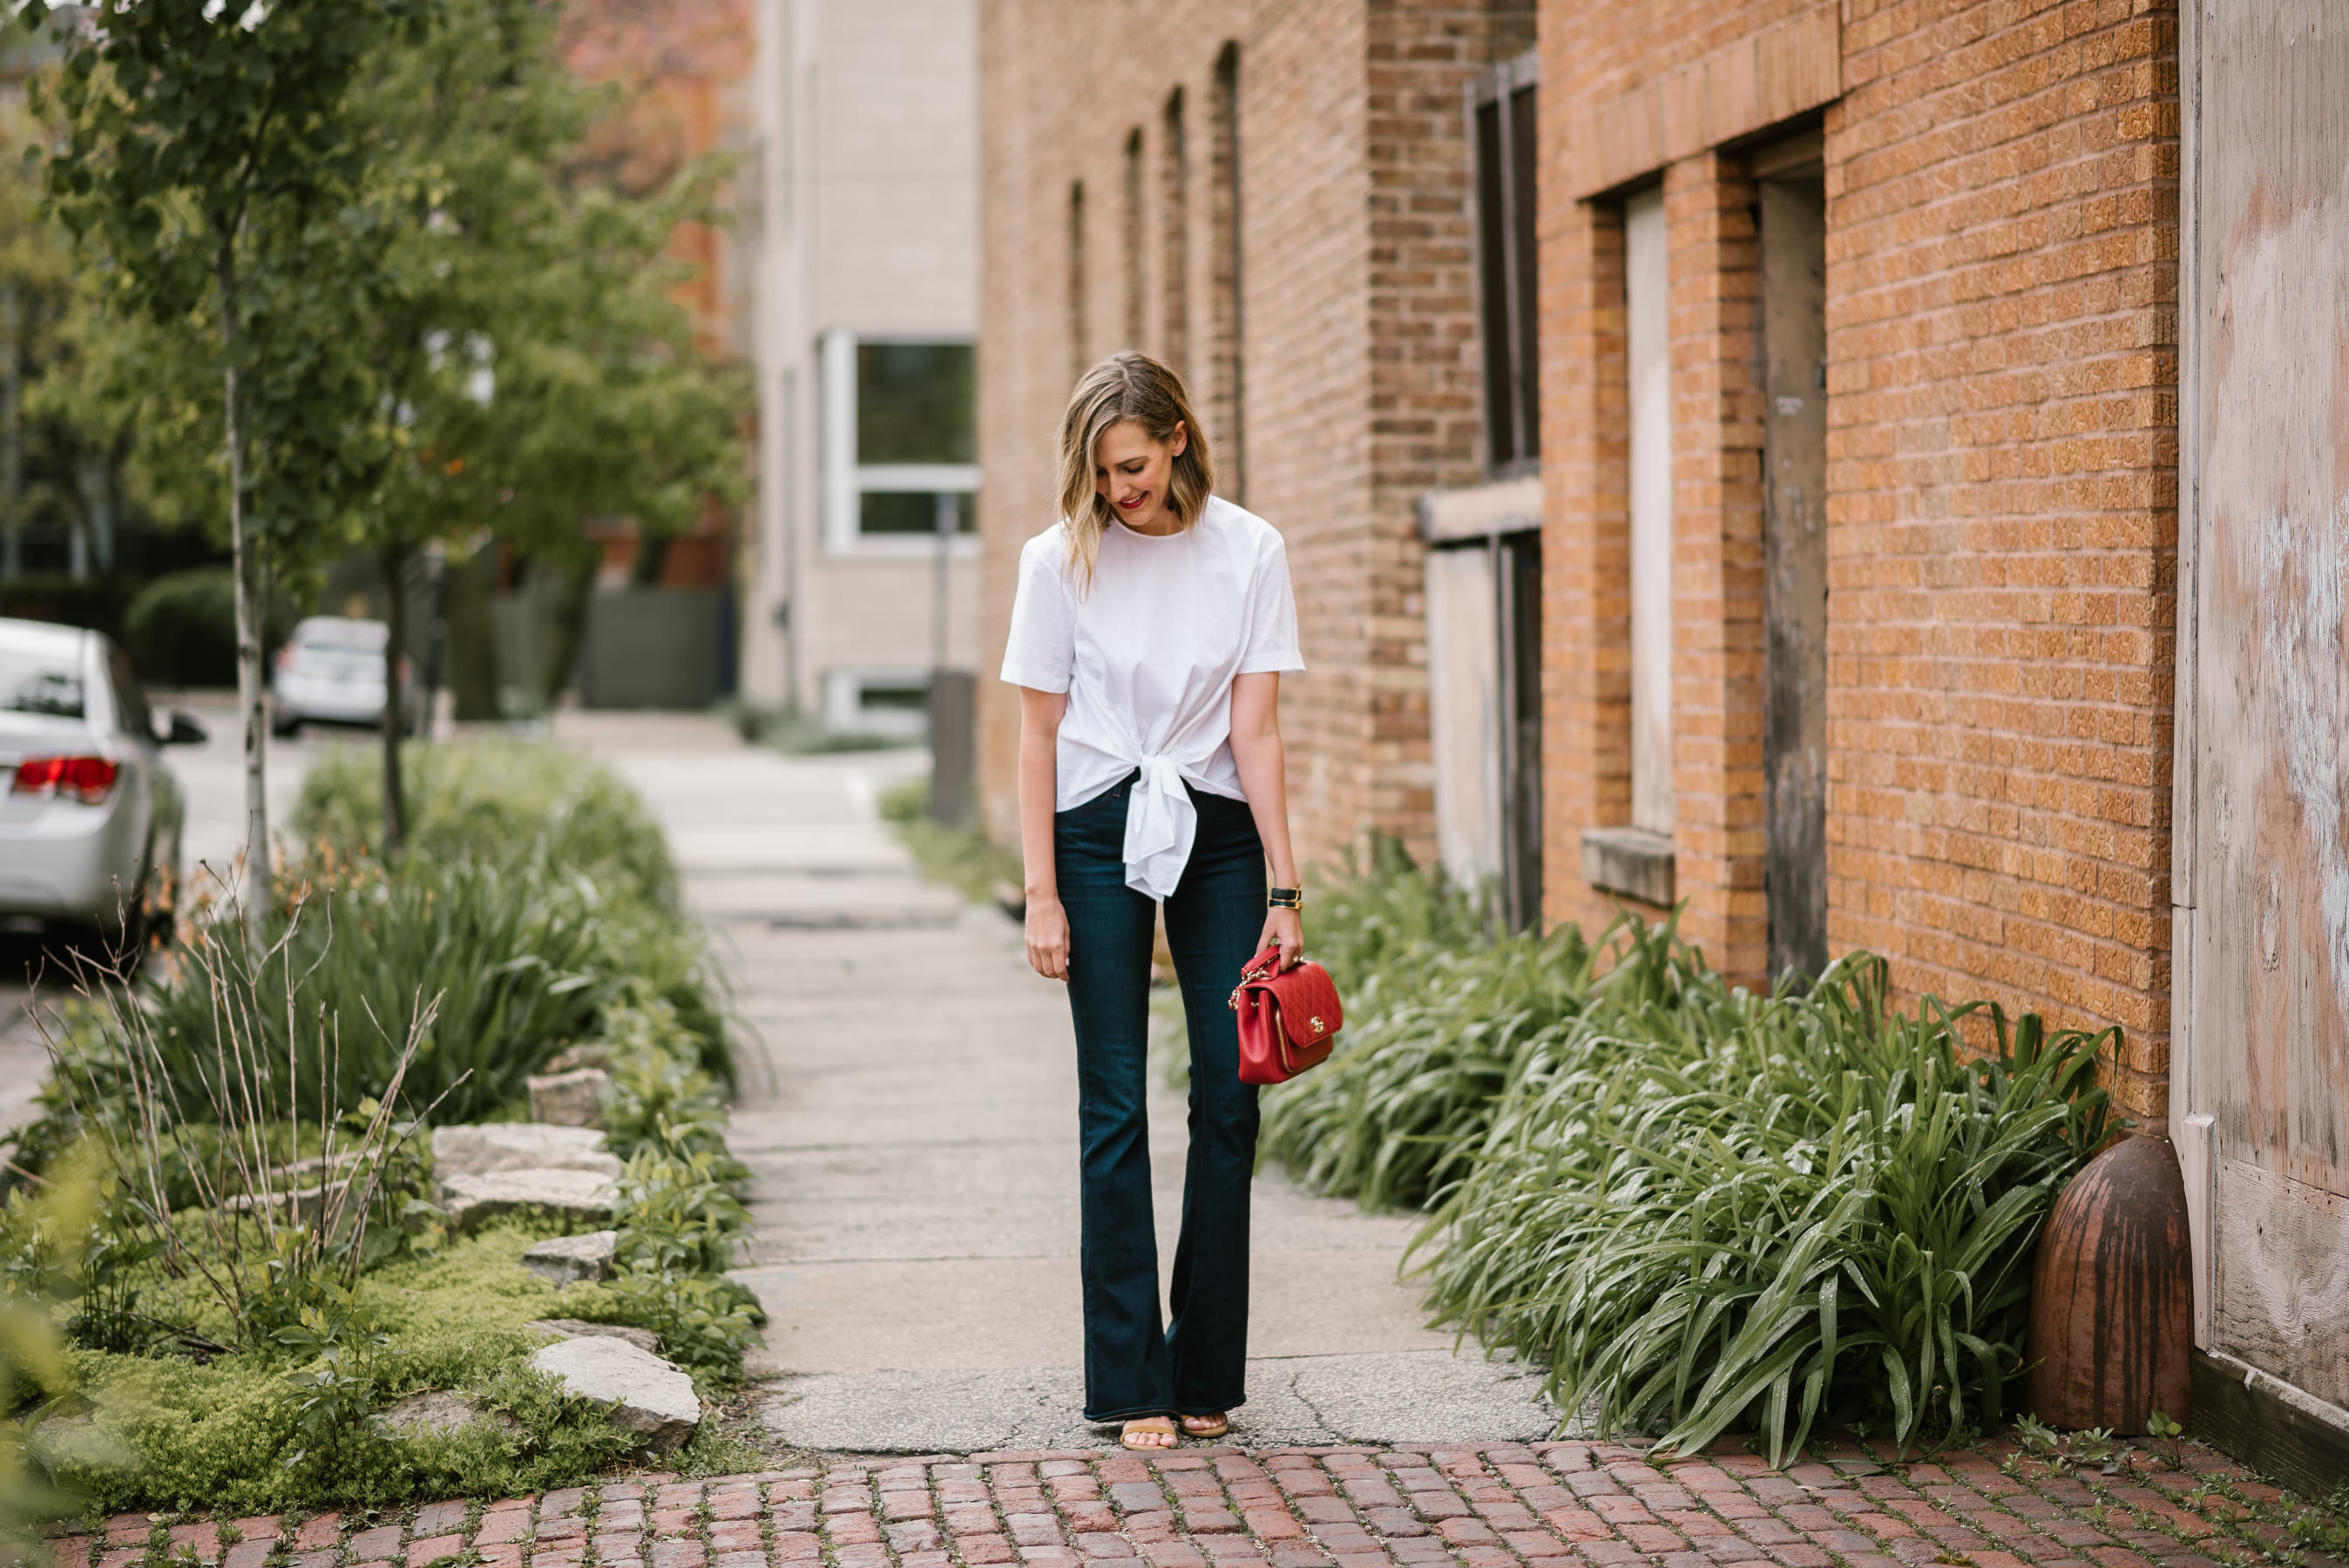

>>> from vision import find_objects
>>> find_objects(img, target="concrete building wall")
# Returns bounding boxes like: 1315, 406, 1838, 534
1536, 0, 2179, 1117
744, 0, 983, 719
974, 0, 1532, 870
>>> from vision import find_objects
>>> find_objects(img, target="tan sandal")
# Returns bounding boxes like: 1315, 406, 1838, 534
1180, 1412, 1229, 1439
1121, 1416, 1178, 1450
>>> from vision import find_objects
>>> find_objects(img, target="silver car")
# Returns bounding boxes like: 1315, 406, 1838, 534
0, 617, 204, 942
271, 615, 419, 736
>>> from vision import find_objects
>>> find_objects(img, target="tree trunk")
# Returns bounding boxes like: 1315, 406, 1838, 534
537, 557, 597, 712
380, 539, 410, 857
0, 283, 17, 585
443, 547, 500, 722
219, 241, 268, 945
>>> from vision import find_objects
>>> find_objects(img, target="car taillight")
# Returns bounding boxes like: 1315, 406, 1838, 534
10, 755, 120, 803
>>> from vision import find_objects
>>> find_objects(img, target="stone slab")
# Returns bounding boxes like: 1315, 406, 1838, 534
441, 1167, 618, 1233
521, 1229, 619, 1284
432, 1124, 619, 1179
529, 1335, 700, 1453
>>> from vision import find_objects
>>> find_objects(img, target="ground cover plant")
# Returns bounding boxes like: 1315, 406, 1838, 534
1273, 848, 2117, 1463
880, 775, 1024, 905
0, 741, 759, 1517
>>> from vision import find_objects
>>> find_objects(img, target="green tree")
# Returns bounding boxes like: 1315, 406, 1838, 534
335, 0, 747, 849
36, 0, 428, 937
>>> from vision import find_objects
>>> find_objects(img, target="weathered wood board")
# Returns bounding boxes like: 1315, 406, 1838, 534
2180, 0, 2349, 1411
2214, 1160, 2349, 1406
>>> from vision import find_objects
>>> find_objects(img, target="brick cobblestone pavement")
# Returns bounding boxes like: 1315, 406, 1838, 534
44, 1438, 2312, 1568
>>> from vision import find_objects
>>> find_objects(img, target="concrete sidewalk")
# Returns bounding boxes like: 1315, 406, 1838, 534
559, 713, 1554, 1453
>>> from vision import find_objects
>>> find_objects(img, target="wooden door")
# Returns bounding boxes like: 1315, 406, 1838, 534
2176, 0, 2349, 1409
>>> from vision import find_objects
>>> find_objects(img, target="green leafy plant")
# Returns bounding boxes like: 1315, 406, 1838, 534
29, 922, 448, 1353
294, 740, 680, 915
599, 1002, 732, 1163
1413, 954, 2113, 1463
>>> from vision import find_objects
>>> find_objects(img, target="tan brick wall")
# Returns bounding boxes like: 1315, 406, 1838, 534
1537, 0, 2179, 1116
976, 0, 1531, 881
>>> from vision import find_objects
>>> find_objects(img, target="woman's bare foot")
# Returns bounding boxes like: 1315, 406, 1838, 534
1180, 1412, 1229, 1438
1121, 1416, 1178, 1450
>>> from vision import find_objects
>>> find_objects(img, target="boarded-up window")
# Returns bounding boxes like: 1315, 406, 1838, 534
1625, 184, 1674, 837
1208, 43, 1244, 501
1161, 87, 1189, 375
1472, 52, 1539, 472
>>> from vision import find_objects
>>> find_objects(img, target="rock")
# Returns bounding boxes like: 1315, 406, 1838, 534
543, 1043, 613, 1074
441, 1167, 618, 1233
526, 1318, 662, 1355
520, 1228, 619, 1284
223, 1177, 352, 1217
529, 1335, 700, 1452
527, 1067, 611, 1128
376, 1389, 519, 1438
432, 1123, 619, 1179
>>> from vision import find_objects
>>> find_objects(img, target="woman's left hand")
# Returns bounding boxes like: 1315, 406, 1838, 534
1257, 906, 1304, 970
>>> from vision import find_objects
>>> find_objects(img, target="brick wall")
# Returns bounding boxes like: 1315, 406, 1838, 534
976, 0, 1532, 878
1537, 0, 2179, 1116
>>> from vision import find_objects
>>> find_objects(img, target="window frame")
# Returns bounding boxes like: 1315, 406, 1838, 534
1466, 51, 1540, 478
819, 328, 983, 558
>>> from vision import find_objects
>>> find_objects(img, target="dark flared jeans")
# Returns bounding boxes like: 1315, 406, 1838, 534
1055, 771, 1264, 1421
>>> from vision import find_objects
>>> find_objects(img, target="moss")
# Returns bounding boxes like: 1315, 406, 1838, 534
43, 1226, 653, 1517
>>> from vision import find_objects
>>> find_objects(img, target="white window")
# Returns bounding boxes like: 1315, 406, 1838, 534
822, 668, 932, 740
820, 329, 981, 553
1625, 185, 1674, 837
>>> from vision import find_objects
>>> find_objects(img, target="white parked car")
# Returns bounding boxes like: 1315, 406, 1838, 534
270, 616, 420, 736
0, 617, 204, 942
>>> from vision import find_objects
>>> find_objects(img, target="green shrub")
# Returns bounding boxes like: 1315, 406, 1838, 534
879, 776, 1023, 903
123, 567, 295, 686
1262, 914, 1660, 1211
0, 574, 129, 641
293, 740, 734, 1090
39, 860, 613, 1132
599, 1000, 732, 1163
294, 740, 680, 914
1414, 953, 2113, 1462
1305, 835, 1496, 997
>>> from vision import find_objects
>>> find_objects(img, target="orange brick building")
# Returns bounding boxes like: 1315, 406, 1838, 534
976, 0, 2180, 1118
1533, 0, 2178, 1117
973, 0, 1539, 873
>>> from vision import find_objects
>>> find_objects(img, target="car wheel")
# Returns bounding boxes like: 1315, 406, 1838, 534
271, 712, 300, 739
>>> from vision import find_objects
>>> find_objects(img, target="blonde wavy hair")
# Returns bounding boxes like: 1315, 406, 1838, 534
1057, 351, 1215, 591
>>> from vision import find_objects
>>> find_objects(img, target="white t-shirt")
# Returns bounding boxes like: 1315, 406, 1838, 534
999, 495, 1306, 899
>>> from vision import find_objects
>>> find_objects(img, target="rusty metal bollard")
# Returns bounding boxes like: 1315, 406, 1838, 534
2024, 1132, 2192, 1433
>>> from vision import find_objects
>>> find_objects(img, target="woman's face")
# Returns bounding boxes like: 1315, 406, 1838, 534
1093, 419, 1188, 533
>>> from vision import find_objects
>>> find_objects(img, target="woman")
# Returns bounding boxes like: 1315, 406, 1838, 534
1000, 351, 1307, 1451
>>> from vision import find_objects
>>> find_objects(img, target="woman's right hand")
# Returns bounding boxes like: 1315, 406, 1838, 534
1026, 894, 1071, 981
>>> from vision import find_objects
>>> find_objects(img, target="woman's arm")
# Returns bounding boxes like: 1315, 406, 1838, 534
1228, 672, 1303, 969
1018, 686, 1072, 980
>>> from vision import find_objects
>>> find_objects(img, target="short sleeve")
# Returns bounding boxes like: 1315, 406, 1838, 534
999, 530, 1078, 693
1237, 527, 1306, 676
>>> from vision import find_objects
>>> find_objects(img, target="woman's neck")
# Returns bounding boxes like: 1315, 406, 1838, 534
1118, 499, 1185, 537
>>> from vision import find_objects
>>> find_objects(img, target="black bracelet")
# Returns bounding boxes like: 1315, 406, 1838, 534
1268, 887, 1302, 909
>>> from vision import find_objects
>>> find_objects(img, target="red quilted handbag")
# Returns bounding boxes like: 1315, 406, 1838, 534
1229, 946, 1344, 1085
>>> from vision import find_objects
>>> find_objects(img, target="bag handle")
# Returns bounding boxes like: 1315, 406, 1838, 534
1228, 945, 1285, 1009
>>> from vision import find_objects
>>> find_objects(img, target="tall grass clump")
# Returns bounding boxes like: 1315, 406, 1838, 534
1415, 952, 2113, 1462
1261, 847, 1713, 1212
34, 862, 612, 1133
294, 740, 731, 1089
294, 740, 679, 914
